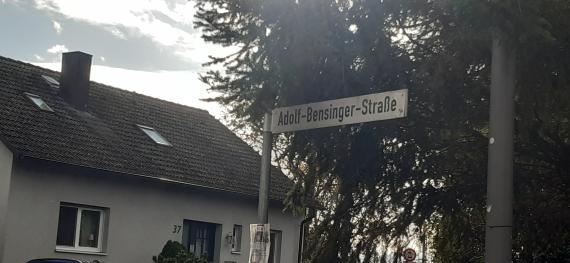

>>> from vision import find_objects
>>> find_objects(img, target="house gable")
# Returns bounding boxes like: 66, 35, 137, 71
0, 55, 292, 201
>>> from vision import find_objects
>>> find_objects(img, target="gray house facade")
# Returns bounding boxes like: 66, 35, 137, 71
0, 52, 301, 263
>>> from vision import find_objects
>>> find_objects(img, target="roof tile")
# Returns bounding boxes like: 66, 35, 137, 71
0, 55, 291, 201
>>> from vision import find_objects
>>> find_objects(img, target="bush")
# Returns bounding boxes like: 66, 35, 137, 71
153, 240, 208, 263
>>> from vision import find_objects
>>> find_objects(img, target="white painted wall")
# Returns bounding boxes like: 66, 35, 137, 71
0, 140, 13, 261
2, 160, 301, 263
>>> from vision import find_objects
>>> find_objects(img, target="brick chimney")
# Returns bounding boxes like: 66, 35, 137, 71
60, 51, 92, 110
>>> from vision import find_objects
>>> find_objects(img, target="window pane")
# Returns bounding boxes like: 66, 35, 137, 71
269, 233, 276, 263
28, 95, 53, 111
269, 231, 281, 263
184, 220, 216, 262
79, 210, 100, 248
42, 75, 60, 86
141, 128, 171, 145
56, 206, 78, 246
232, 225, 242, 252
206, 224, 216, 261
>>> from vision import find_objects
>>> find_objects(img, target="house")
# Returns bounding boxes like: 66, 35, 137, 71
0, 52, 301, 263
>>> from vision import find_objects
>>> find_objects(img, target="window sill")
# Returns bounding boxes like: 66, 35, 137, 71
55, 248, 107, 256
230, 251, 242, 255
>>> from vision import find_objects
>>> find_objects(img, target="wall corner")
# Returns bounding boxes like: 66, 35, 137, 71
0, 140, 14, 261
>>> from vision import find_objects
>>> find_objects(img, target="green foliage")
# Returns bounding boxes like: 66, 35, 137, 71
432, 210, 485, 263
194, 0, 570, 262
152, 241, 207, 263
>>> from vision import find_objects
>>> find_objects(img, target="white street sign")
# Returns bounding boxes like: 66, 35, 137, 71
271, 89, 408, 133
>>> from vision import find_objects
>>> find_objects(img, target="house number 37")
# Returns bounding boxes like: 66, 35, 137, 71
173, 225, 181, 234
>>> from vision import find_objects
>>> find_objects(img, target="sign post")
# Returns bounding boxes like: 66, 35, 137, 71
251, 113, 272, 263
251, 89, 408, 263
257, 112, 272, 224
484, 30, 515, 262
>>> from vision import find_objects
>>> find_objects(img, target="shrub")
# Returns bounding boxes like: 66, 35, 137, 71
153, 240, 208, 263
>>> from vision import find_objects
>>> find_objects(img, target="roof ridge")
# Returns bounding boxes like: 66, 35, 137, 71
93, 82, 211, 115
0, 55, 62, 75
0, 55, 211, 116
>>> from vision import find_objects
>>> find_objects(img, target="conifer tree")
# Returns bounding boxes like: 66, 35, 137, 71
195, 0, 570, 262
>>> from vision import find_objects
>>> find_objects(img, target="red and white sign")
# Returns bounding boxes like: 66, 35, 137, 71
403, 248, 416, 261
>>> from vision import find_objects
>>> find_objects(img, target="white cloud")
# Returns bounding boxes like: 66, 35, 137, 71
107, 26, 127, 39
34, 54, 44, 61
31, 62, 223, 119
29, 1, 231, 121
52, 20, 62, 34
31, 0, 230, 64
1, 0, 22, 5
47, 44, 68, 54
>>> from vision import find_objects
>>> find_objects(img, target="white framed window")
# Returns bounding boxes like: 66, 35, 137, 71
268, 230, 282, 263
56, 203, 107, 253
231, 224, 242, 253
137, 124, 172, 146
24, 92, 54, 112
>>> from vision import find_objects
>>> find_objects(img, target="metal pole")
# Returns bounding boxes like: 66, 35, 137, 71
421, 227, 426, 263
258, 112, 273, 223
485, 31, 516, 263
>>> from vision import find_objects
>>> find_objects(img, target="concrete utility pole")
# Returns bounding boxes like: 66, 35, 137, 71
257, 112, 273, 224
421, 227, 427, 263
484, 30, 516, 262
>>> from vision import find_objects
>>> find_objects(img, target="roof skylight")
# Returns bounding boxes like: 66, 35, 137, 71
41, 75, 60, 88
24, 92, 54, 112
137, 125, 172, 146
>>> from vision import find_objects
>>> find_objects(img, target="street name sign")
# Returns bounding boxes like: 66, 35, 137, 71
271, 89, 408, 133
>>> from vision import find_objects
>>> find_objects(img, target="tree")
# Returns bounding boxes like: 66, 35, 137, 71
194, 0, 570, 262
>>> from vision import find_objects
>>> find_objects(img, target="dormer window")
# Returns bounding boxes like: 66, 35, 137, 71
42, 75, 60, 89
137, 125, 171, 146
24, 92, 54, 112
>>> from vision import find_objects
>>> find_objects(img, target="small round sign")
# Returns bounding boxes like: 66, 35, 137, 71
403, 248, 416, 261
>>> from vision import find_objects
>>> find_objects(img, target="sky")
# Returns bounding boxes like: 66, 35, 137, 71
0, 0, 230, 118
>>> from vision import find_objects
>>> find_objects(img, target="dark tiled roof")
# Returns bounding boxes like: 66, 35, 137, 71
0, 55, 291, 201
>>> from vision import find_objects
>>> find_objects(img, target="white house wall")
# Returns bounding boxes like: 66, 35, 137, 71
0, 140, 13, 261
3, 160, 301, 263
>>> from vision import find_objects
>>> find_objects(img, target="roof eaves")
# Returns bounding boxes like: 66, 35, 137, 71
19, 154, 286, 202
0, 131, 22, 158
